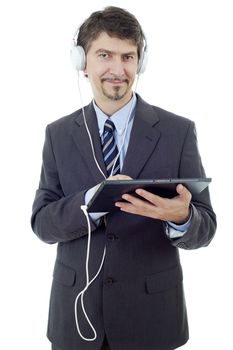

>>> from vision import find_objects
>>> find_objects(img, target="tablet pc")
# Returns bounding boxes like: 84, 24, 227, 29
87, 178, 211, 213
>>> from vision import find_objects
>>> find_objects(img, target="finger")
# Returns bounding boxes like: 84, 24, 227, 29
115, 192, 152, 211
107, 174, 132, 181
121, 193, 148, 207
176, 184, 192, 201
135, 188, 165, 206
115, 194, 157, 216
115, 200, 137, 212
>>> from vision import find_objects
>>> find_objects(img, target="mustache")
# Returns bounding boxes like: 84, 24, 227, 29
101, 76, 128, 83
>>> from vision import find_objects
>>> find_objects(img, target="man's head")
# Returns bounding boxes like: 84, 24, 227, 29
72, 6, 147, 113
77, 6, 146, 65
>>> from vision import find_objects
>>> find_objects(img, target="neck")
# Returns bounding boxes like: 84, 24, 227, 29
94, 92, 133, 116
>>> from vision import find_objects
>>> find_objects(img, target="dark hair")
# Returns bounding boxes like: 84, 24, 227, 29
77, 6, 145, 59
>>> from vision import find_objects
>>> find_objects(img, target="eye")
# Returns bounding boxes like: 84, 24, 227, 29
123, 54, 135, 61
98, 52, 111, 59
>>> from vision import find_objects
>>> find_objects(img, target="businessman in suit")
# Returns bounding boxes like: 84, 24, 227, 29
31, 6, 216, 350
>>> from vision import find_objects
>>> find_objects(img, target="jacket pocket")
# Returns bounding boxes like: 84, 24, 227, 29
53, 260, 76, 287
146, 264, 183, 294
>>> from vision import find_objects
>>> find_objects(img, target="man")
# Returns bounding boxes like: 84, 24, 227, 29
31, 6, 216, 350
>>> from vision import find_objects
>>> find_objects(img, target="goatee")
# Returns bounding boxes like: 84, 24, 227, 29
102, 86, 127, 101
101, 75, 130, 101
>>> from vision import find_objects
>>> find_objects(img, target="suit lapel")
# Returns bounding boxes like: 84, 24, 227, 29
71, 102, 107, 183
122, 96, 161, 178
71, 96, 161, 182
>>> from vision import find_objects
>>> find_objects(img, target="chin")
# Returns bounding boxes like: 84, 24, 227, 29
103, 87, 130, 101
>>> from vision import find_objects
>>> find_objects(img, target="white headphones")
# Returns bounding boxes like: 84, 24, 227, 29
70, 29, 148, 74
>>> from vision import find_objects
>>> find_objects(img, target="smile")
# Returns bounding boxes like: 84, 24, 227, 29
102, 78, 128, 84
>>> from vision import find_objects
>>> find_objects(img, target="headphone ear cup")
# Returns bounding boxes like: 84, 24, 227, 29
137, 50, 148, 74
70, 45, 86, 71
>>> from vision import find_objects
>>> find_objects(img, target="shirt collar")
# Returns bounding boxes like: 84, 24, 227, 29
93, 93, 137, 137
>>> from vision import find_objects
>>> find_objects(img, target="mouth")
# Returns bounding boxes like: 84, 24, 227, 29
101, 78, 128, 85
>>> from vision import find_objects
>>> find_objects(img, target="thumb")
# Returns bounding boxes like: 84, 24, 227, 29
176, 184, 192, 201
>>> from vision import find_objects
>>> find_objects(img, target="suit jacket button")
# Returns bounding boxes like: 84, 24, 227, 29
105, 278, 114, 285
107, 234, 117, 241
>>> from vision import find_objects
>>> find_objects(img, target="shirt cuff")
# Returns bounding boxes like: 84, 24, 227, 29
166, 206, 193, 239
85, 184, 108, 222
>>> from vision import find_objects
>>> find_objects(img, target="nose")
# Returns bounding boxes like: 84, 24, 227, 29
108, 57, 125, 76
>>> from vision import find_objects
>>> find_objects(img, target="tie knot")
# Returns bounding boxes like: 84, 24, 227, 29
104, 119, 115, 134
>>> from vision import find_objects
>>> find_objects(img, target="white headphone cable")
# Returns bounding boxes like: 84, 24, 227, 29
75, 71, 107, 341
75, 71, 140, 341
75, 205, 106, 341
77, 71, 106, 180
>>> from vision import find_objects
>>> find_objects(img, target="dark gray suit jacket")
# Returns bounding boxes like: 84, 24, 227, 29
31, 95, 216, 350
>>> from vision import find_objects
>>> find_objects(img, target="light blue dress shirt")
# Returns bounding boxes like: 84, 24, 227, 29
93, 93, 137, 169
85, 94, 191, 238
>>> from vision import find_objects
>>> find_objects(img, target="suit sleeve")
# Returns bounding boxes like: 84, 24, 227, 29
31, 125, 98, 244
169, 121, 217, 249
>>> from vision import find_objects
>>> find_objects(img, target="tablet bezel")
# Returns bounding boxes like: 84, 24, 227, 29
87, 178, 211, 213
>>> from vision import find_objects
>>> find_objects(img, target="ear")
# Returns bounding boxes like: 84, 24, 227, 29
83, 67, 88, 78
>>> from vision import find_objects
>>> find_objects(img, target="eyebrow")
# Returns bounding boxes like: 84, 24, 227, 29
95, 49, 137, 56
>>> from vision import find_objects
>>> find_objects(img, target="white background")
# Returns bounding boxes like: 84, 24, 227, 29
0, 0, 232, 349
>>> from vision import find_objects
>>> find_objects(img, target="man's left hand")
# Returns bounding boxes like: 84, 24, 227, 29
115, 184, 192, 224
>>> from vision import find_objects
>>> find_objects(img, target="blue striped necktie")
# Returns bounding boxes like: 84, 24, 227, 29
102, 119, 120, 176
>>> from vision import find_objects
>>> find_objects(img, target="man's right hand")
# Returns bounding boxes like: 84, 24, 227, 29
107, 174, 132, 181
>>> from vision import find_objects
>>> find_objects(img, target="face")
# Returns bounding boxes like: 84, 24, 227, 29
84, 32, 139, 109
